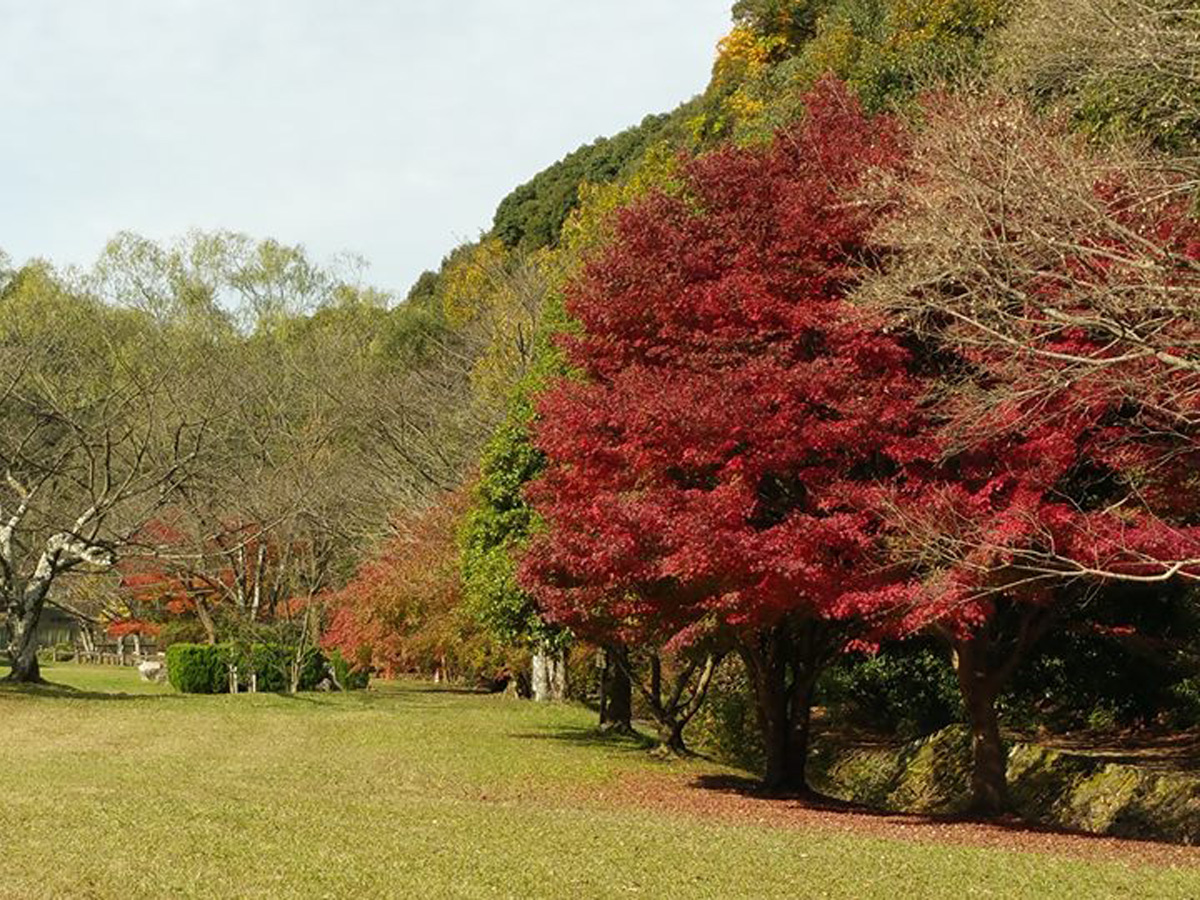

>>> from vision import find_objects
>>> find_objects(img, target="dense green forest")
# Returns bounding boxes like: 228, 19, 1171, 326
5, 0, 1200, 821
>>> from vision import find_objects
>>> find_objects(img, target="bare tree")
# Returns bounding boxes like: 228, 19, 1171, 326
857, 92, 1200, 585
0, 272, 206, 681
999, 0, 1200, 151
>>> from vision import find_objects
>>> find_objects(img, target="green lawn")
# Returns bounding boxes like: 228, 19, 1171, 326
1, 664, 1196, 899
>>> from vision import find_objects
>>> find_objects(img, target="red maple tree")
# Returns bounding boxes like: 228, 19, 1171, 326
519, 79, 924, 791
323, 489, 521, 683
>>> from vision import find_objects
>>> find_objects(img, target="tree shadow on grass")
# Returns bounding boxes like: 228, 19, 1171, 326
692, 773, 872, 807
509, 723, 660, 754
0, 680, 186, 703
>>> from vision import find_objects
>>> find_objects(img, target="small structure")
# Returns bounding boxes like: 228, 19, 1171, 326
0, 605, 82, 652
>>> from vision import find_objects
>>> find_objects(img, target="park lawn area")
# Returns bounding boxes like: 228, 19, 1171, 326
1, 665, 1197, 899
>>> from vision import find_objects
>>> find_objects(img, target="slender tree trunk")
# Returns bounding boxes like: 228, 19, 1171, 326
650, 653, 662, 706
250, 543, 266, 623
549, 646, 568, 701
194, 598, 217, 645
600, 644, 633, 732
531, 645, 552, 701
952, 633, 1008, 816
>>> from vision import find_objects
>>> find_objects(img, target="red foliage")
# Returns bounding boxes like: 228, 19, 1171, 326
323, 490, 512, 680
874, 167, 1200, 639
519, 79, 922, 649
116, 513, 302, 629
107, 620, 161, 638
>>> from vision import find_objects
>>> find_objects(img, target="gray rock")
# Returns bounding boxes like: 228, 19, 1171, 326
138, 660, 166, 683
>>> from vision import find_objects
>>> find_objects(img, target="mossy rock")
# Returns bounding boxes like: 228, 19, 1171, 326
810, 726, 972, 814
815, 726, 1200, 844
1104, 771, 1200, 844
809, 740, 906, 809
889, 725, 973, 814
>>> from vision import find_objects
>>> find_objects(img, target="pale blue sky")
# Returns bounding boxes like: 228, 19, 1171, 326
2, 0, 732, 295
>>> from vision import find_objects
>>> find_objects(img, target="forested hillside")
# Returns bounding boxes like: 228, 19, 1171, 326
6, 0, 1200, 824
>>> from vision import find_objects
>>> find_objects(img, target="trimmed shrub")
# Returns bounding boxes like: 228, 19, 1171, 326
166, 643, 229, 694
229, 643, 331, 692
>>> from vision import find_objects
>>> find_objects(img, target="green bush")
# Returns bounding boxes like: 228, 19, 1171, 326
297, 647, 329, 690
242, 643, 289, 692
330, 648, 370, 691
819, 644, 962, 738
166, 643, 230, 694
1000, 587, 1200, 732
1168, 676, 1200, 729
227, 643, 331, 692
687, 656, 765, 771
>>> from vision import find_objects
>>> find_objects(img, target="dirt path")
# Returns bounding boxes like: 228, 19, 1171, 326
579, 770, 1200, 869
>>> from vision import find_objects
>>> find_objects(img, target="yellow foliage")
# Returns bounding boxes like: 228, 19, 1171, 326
703, 0, 1010, 140
726, 85, 769, 123
714, 25, 786, 84
440, 239, 563, 403
888, 0, 1007, 47
439, 238, 510, 329
560, 142, 684, 263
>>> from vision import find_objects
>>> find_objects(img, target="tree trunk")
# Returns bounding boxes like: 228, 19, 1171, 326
531, 647, 548, 701
748, 648, 805, 793
600, 644, 633, 732
548, 646, 568, 701
740, 620, 828, 795
5, 577, 52, 683
194, 598, 217, 645
6, 600, 43, 683
953, 633, 1008, 816
660, 719, 688, 755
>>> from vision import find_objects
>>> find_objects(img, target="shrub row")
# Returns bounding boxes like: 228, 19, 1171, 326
165, 643, 369, 694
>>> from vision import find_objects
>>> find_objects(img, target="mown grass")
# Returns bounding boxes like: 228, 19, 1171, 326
0, 664, 1197, 899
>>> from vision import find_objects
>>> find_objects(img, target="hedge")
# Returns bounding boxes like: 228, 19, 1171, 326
166, 643, 341, 693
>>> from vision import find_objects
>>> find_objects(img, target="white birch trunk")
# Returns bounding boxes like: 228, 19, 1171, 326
531, 647, 551, 702
531, 644, 567, 702
548, 647, 568, 701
